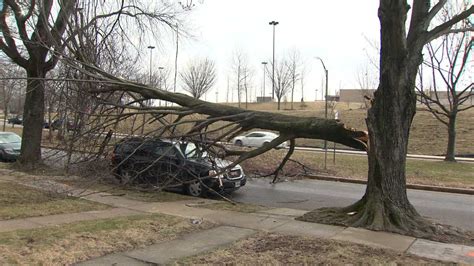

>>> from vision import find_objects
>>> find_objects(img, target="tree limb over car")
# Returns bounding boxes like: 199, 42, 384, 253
80, 63, 369, 153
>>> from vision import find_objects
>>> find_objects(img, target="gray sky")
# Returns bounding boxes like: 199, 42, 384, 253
151, 0, 381, 102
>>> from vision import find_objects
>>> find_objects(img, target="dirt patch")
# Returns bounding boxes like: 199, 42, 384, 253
179, 233, 448, 265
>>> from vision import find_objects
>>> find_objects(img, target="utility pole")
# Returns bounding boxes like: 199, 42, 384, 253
269, 21, 279, 100
316, 57, 328, 170
173, 23, 178, 94
261, 62, 267, 100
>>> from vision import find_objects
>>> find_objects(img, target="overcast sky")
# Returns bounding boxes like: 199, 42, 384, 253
149, 0, 382, 102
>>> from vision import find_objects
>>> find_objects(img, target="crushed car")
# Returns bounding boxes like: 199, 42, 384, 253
110, 137, 246, 197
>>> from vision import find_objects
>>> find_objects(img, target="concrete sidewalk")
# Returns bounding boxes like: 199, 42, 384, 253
1, 175, 473, 264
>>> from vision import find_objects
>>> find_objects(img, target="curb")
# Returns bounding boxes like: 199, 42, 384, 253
306, 174, 474, 195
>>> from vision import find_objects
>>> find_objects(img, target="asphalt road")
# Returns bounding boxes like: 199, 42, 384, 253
229, 177, 474, 231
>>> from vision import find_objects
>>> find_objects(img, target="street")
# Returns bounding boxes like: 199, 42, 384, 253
230, 177, 474, 231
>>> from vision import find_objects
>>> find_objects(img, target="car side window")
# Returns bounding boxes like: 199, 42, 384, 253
247, 133, 264, 138
154, 143, 179, 157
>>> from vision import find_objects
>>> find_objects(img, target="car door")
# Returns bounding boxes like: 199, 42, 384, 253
151, 143, 182, 186
245, 133, 265, 147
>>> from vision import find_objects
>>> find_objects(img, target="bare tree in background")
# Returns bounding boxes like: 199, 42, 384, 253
355, 63, 378, 108
0, 62, 25, 131
231, 50, 250, 107
180, 58, 216, 99
267, 59, 292, 110
241, 66, 253, 109
416, 12, 473, 161
287, 49, 302, 110
299, 65, 308, 107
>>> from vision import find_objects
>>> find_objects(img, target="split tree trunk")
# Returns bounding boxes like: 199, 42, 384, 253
350, 0, 423, 232
19, 68, 46, 166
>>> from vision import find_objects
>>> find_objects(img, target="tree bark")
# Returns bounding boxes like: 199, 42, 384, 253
298, 0, 432, 234
445, 114, 457, 162
353, 0, 423, 232
19, 68, 45, 166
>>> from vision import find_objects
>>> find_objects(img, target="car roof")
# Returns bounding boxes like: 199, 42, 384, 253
248, 131, 277, 135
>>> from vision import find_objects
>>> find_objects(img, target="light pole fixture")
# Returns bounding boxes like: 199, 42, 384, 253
261, 61, 268, 99
147, 46, 155, 85
269, 20, 279, 100
315, 56, 329, 169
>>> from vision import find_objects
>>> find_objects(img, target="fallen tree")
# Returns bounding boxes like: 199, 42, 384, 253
68, 0, 474, 240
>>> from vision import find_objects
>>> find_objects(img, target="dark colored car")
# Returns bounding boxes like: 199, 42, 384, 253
0, 132, 21, 161
7, 116, 23, 125
111, 138, 246, 197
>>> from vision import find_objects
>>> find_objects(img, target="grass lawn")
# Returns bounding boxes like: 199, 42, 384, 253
0, 182, 110, 220
241, 149, 474, 188
0, 213, 213, 265
179, 233, 446, 265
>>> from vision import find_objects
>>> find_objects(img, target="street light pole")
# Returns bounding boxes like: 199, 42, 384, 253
269, 21, 279, 100
316, 57, 329, 169
147, 46, 155, 85
261, 62, 267, 100
158, 66, 164, 106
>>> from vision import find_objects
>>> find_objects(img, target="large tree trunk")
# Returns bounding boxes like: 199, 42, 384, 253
346, 0, 427, 232
298, 0, 432, 235
445, 114, 456, 162
19, 68, 45, 166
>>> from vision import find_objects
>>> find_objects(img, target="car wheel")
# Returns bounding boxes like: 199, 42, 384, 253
186, 180, 204, 197
118, 167, 137, 184
235, 140, 243, 146
262, 141, 270, 147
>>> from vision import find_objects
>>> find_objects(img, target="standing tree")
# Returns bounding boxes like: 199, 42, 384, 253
0, 0, 182, 166
416, 20, 473, 162
299, 0, 474, 236
287, 49, 302, 109
0, 61, 24, 131
231, 50, 249, 107
267, 59, 292, 110
0, 0, 76, 165
180, 58, 217, 99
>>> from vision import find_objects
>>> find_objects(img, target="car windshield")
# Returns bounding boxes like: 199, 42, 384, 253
183, 142, 208, 159
0, 133, 21, 144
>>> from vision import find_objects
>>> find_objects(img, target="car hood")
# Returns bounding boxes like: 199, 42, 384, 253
188, 157, 239, 170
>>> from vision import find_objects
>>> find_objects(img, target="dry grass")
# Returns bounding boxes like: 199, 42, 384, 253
0, 182, 110, 220
0, 214, 214, 265
178, 233, 447, 265
240, 149, 474, 188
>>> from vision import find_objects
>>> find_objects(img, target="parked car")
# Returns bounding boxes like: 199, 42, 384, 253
0, 132, 21, 161
7, 116, 23, 125
110, 138, 246, 197
232, 131, 288, 149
